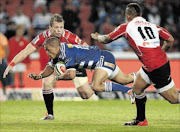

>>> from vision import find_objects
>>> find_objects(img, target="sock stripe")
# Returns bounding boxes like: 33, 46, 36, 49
43, 89, 53, 94
135, 93, 146, 99
105, 82, 112, 92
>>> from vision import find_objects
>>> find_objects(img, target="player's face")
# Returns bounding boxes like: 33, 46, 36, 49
50, 21, 64, 38
44, 45, 59, 59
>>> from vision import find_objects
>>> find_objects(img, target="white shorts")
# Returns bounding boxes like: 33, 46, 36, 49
95, 66, 119, 80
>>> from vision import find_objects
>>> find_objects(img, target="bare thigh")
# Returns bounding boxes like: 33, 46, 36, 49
111, 68, 134, 85
42, 72, 56, 90
159, 85, 179, 104
91, 68, 109, 91
74, 77, 94, 99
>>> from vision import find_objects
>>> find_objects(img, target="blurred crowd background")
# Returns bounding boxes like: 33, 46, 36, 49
0, 0, 180, 89
0, 0, 180, 51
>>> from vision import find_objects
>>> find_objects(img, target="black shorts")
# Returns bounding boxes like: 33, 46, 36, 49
142, 61, 172, 89
75, 68, 87, 77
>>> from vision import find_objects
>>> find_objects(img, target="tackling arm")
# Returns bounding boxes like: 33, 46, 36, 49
3, 43, 36, 78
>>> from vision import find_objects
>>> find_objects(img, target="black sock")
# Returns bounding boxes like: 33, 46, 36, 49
43, 89, 54, 115
135, 94, 147, 121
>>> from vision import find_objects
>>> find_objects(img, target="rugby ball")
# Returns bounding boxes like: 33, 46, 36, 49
55, 62, 66, 76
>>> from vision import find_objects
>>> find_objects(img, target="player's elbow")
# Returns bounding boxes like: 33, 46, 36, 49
167, 35, 174, 43
68, 71, 76, 80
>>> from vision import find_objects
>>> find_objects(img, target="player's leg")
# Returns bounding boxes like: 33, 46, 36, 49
41, 72, 56, 120
72, 69, 98, 100
110, 66, 135, 85
91, 67, 132, 92
151, 61, 179, 104
91, 51, 133, 92
125, 68, 150, 126
159, 85, 179, 104
91, 68, 109, 92
73, 77, 94, 99
109, 66, 136, 103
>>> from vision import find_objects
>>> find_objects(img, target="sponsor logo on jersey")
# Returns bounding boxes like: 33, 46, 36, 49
104, 62, 115, 69
67, 44, 74, 48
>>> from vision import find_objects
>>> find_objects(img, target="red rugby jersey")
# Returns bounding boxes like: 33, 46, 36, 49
31, 29, 85, 70
109, 17, 170, 71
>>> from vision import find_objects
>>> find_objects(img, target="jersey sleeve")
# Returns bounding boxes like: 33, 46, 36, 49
31, 30, 49, 49
157, 26, 171, 40
66, 59, 76, 69
65, 30, 84, 45
108, 23, 127, 40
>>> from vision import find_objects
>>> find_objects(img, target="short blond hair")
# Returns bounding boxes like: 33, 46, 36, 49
50, 14, 64, 26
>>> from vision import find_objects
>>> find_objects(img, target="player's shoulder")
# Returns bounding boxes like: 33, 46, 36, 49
64, 29, 75, 37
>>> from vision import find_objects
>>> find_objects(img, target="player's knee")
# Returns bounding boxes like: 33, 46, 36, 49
42, 78, 53, 90
79, 92, 92, 99
134, 89, 142, 95
78, 90, 93, 99
168, 96, 179, 104
91, 85, 103, 92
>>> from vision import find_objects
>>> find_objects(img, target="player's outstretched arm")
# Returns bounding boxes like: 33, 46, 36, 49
3, 43, 36, 78
29, 65, 54, 80
91, 32, 112, 44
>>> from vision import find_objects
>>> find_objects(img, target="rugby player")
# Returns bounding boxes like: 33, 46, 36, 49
91, 3, 180, 126
4, 14, 135, 120
3, 14, 97, 120
28, 37, 135, 98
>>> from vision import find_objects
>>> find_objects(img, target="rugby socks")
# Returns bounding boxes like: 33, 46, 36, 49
42, 89, 54, 115
105, 82, 131, 92
135, 93, 147, 121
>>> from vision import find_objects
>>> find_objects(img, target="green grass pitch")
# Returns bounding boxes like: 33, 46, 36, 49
0, 100, 179, 132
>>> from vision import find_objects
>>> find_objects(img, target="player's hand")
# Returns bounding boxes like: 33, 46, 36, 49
3, 65, 13, 78
28, 73, 42, 80
91, 32, 99, 40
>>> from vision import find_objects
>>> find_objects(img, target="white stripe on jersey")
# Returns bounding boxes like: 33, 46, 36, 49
78, 61, 85, 69
43, 31, 47, 38
48, 30, 51, 36
60, 43, 66, 59
87, 60, 94, 69
96, 56, 104, 67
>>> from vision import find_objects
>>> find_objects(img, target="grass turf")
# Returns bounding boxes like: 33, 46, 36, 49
0, 100, 179, 132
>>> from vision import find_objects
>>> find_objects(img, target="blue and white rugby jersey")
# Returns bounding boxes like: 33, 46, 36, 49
49, 43, 101, 70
